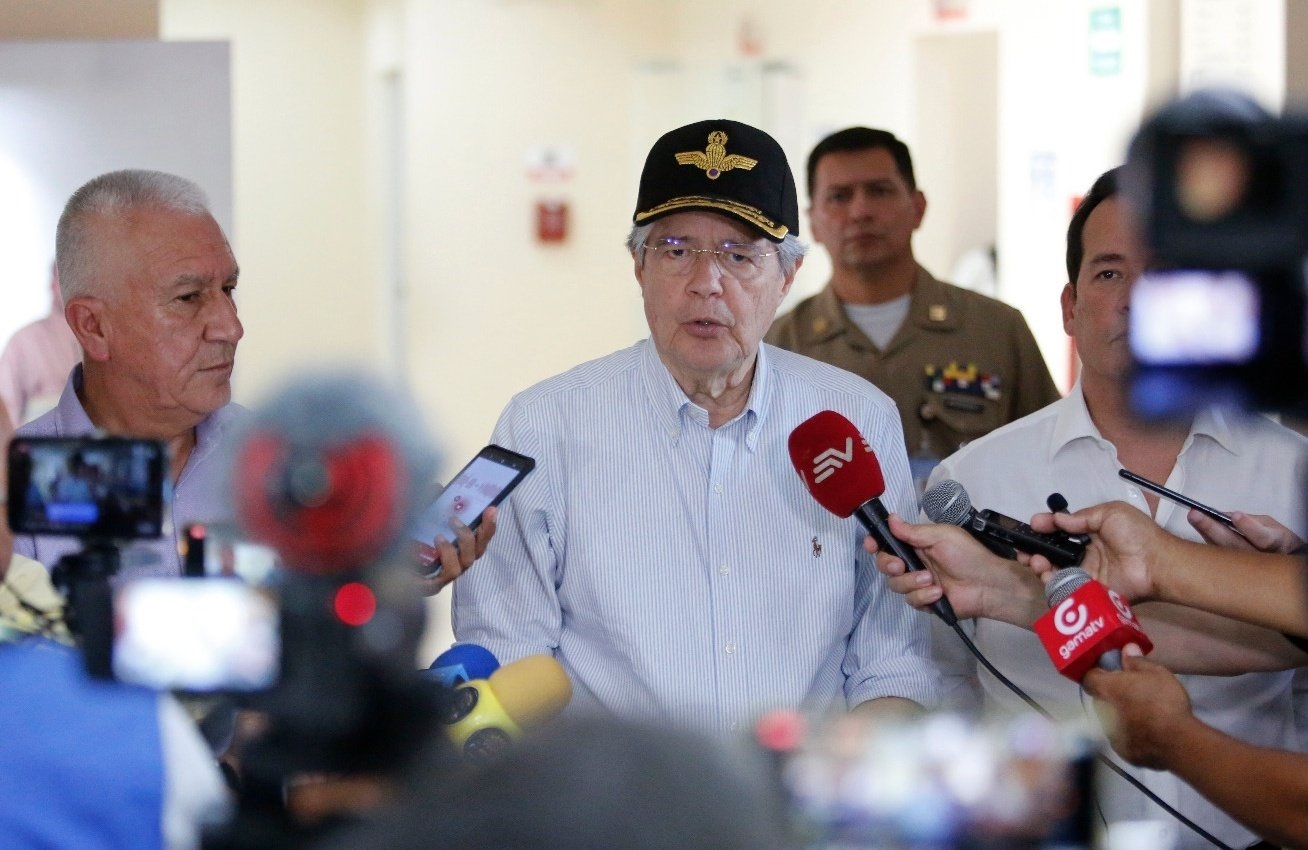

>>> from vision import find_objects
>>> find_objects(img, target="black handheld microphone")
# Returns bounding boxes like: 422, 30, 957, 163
922, 480, 1088, 568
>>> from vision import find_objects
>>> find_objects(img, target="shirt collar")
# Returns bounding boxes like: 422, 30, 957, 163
45, 363, 240, 465
1048, 380, 1110, 461
639, 338, 770, 450
1049, 379, 1240, 460
1186, 405, 1239, 457
50, 364, 97, 435
808, 265, 956, 345
903, 266, 962, 332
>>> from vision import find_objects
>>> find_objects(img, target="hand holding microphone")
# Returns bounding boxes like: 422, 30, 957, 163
440, 654, 572, 764
787, 410, 956, 626
1034, 565, 1153, 681
866, 513, 1051, 628
1081, 646, 1197, 771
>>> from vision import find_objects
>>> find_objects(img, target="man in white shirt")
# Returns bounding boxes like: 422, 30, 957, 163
908, 167, 1307, 849
453, 119, 940, 736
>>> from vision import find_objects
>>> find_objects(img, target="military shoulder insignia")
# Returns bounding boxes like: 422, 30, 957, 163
924, 362, 1001, 401
675, 131, 758, 180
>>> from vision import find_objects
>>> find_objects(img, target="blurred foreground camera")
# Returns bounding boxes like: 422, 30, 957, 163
1124, 89, 1308, 417
203, 372, 450, 850
756, 709, 1097, 848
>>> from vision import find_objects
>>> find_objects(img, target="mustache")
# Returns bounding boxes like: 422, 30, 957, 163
199, 344, 238, 369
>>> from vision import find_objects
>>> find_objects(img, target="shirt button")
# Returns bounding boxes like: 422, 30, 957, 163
718, 564, 730, 576
724, 642, 737, 655
730, 721, 740, 732
713, 483, 723, 494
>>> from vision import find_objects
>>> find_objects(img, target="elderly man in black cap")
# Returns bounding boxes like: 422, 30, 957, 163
452, 120, 940, 735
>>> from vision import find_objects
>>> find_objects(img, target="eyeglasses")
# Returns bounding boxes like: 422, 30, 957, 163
640, 238, 780, 281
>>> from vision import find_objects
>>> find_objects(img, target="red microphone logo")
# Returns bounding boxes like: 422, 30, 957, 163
812, 438, 853, 482
1052, 597, 1089, 636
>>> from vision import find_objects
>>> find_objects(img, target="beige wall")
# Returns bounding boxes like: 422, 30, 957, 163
399, 0, 651, 461
161, 0, 381, 405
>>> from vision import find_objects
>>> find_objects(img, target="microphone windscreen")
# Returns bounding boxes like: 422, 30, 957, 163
227, 370, 440, 575
429, 643, 500, 687
787, 410, 884, 517
920, 479, 973, 526
486, 655, 572, 730
1045, 567, 1093, 607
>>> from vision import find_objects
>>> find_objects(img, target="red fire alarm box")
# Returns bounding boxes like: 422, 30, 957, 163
536, 200, 568, 243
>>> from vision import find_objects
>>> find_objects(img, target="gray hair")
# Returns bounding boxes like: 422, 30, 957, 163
55, 169, 212, 302
626, 222, 807, 278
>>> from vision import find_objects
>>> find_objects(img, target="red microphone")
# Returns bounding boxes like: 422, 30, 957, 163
1033, 568, 1153, 681
788, 411, 956, 625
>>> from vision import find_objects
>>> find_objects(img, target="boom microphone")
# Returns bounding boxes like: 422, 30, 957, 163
1033, 568, 1153, 681
441, 654, 573, 764
921, 480, 1088, 567
788, 410, 956, 625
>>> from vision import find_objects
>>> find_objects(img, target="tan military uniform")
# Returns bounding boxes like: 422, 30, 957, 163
766, 265, 1060, 461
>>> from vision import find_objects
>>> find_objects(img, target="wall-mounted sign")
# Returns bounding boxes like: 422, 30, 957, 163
1089, 6, 1123, 76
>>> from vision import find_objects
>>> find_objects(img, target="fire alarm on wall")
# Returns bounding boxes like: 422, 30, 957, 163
536, 199, 568, 243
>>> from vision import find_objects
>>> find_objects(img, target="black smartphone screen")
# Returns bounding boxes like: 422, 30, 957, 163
7, 436, 168, 539
409, 444, 535, 573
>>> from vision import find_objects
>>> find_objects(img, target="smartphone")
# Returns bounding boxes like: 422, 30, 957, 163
112, 577, 280, 693
7, 436, 168, 539
1117, 468, 1235, 526
409, 445, 536, 575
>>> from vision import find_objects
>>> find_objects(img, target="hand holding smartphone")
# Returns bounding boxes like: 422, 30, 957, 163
410, 445, 535, 576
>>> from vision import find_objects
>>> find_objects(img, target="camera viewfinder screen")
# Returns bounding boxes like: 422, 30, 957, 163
113, 578, 280, 693
7, 437, 167, 539
1130, 270, 1260, 366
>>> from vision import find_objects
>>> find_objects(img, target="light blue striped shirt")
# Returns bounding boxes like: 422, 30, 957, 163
452, 339, 940, 735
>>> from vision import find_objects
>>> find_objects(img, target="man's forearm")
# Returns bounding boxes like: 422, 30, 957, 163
1159, 718, 1308, 850
1152, 541, 1308, 638
1135, 601, 1308, 674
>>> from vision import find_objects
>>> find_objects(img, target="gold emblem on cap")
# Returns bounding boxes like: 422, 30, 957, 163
928, 304, 947, 322
812, 317, 829, 334
675, 131, 758, 180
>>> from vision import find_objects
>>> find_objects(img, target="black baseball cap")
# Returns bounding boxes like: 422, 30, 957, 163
632, 119, 799, 242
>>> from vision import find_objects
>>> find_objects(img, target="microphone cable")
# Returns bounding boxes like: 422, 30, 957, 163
947, 623, 1232, 850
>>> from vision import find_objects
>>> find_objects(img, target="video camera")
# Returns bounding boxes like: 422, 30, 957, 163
200, 372, 454, 850
6, 435, 280, 692
1123, 89, 1308, 418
